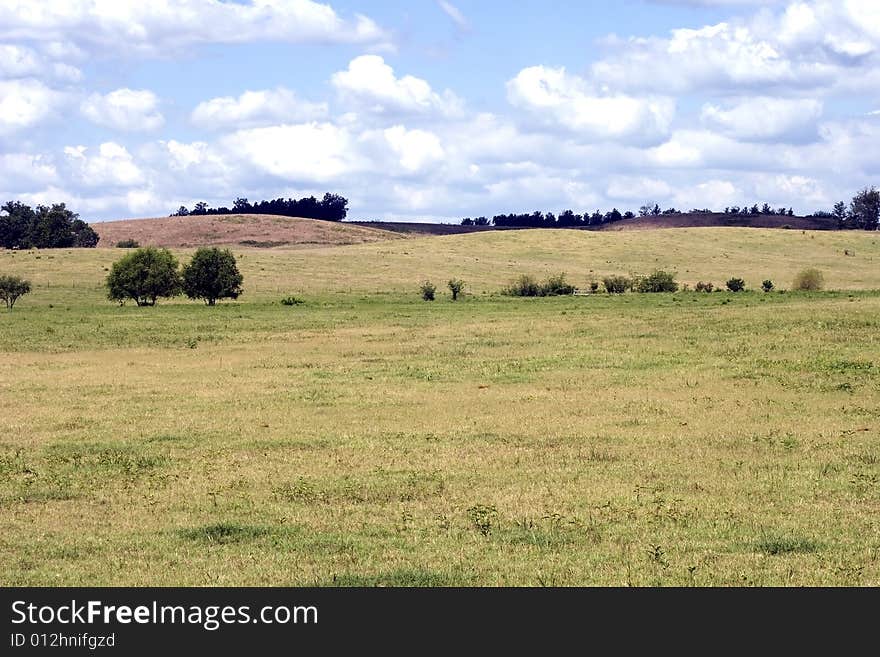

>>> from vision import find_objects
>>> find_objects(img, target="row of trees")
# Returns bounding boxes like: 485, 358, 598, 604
465, 209, 636, 228
107, 247, 243, 306
0, 202, 98, 249
172, 194, 349, 222
459, 188, 879, 231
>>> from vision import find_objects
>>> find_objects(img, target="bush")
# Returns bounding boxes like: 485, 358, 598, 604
420, 280, 436, 301
602, 275, 631, 294
541, 272, 575, 296
793, 268, 824, 291
115, 239, 140, 248
503, 274, 542, 297
636, 270, 678, 293
280, 296, 304, 306
448, 279, 465, 301
0, 274, 31, 310
726, 277, 746, 292
181, 247, 244, 306
106, 247, 181, 306
695, 281, 714, 293
589, 281, 599, 293
503, 273, 575, 297
762, 279, 774, 293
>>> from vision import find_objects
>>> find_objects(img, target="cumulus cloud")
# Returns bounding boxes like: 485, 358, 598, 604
0, 44, 40, 77
81, 88, 164, 131
506, 65, 675, 142
192, 88, 327, 130
593, 1, 880, 94
219, 122, 361, 183
332, 55, 464, 117
0, 0, 392, 56
63, 143, 145, 188
700, 97, 823, 141
373, 126, 445, 173
0, 152, 58, 190
0, 79, 65, 134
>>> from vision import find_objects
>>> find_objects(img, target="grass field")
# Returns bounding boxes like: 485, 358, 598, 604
1, 227, 879, 586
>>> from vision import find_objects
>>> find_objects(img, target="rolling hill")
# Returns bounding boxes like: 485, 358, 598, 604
93, 214, 403, 248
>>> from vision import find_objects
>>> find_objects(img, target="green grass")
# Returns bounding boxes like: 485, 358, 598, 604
0, 227, 879, 586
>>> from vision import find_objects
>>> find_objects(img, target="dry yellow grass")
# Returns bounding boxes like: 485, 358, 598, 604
0, 227, 878, 585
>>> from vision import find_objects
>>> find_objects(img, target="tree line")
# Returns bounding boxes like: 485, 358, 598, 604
461, 187, 879, 230
0, 201, 98, 249
172, 193, 349, 222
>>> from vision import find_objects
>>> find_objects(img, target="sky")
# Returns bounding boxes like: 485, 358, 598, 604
1, 0, 879, 222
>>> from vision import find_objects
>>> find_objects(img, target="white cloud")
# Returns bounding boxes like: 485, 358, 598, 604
593, 2, 880, 95
0, 0, 392, 55
0, 153, 58, 190
332, 55, 463, 117
375, 126, 445, 173
506, 65, 675, 142
220, 122, 361, 182
191, 88, 327, 130
81, 88, 164, 131
0, 44, 40, 77
607, 177, 673, 202
0, 79, 64, 134
700, 97, 822, 141
64, 143, 145, 188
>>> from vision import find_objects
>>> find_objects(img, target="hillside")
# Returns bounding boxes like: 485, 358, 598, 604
597, 212, 837, 231
93, 214, 402, 248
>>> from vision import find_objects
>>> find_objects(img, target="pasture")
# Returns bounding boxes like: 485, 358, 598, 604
1, 227, 878, 585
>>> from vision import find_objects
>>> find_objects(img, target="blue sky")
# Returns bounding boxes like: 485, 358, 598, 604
1, 0, 878, 221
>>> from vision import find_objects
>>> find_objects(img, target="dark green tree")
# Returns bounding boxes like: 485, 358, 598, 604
181, 247, 243, 305
0, 274, 31, 310
849, 187, 880, 230
106, 247, 181, 306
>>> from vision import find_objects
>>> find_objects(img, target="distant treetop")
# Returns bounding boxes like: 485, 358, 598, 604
172, 193, 348, 222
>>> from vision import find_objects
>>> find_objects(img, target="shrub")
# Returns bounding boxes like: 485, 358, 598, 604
181, 247, 243, 306
636, 270, 678, 293
761, 279, 774, 293
602, 275, 631, 294
106, 247, 181, 306
793, 268, 824, 291
503, 273, 575, 297
695, 281, 714, 293
448, 278, 465, 301
115, 239, 140, 248
541, 272, 575, 296
726, 277, 746, 292
503, 274, 542, 297
281, 296, 304, 306
0, 274, 31, 310
420, 280, 436, 301
589, 281, 599, 293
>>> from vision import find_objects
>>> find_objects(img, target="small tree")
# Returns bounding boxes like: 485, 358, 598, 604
0, 274, 31, 310
420, 280, 436, 301
181, 247, 243, 306
726, 277, 746, 292
695, 281, 714, 293
793, 268, 824, 291
448, 279, 464, 301
849, 187, 880, 230
832, 201, 847, 228
761, 280, 774, 293
106, 247, 181, 306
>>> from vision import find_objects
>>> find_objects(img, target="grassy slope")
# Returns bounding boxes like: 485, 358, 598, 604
0, 227, 878, 586
93, 214, 402, 249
